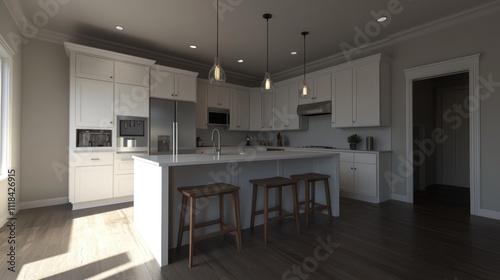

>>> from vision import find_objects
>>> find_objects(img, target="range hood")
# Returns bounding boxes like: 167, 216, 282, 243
296, 100, 332, 116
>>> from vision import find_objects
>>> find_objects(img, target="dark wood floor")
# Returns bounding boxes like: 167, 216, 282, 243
1, 197, 500, 280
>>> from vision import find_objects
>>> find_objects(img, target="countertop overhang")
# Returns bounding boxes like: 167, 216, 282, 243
133, 150, 339, 167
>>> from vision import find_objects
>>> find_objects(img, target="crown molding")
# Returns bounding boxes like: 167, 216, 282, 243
0, 35, 16, 59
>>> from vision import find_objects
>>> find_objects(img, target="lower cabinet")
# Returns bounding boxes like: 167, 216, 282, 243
114, 152, 147, 197
339, 151, 391, 203
75, 165, 113, 203
114, 174, 134, 198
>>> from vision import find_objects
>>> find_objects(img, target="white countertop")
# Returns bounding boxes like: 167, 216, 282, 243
133, 150, 339, 167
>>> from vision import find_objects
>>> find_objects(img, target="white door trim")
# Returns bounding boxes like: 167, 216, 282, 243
404, 54, 480, 215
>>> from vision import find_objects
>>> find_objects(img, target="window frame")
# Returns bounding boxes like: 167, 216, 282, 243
0, 37, 14, 179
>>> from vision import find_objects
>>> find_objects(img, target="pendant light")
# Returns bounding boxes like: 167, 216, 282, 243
261, 13, 274, 94
208, 0, 226, 84
299, 31, 311, 99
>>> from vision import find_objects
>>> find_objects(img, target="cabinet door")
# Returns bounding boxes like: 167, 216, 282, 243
76, 54, 114, 82
314, 74, 332, 103
207, 85, 220, 108
150, 68, 175, 99
274, 86, 288, 130
287, 83, 301, 129
115, 84, 149, 117
249, 91, 262, 131
261, 93, 274, 130
196, 83, 208, 129
114, 174, 134, 197
218, 87, 230, 109
354, 62, 380, 126
238, 90, 250, 130
354, 162, 377, 197
229, 89, 240, 130
175, 74, 197, 102
75, 165, 113, 202
75, 78, 114, 128
339, 161, 355, 192
332, 69, 353, 127
114, 61, 149, 87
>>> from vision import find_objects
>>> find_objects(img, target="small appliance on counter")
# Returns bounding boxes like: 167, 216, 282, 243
76, 129, 112, 147
196, 137, 203, 147
366, 136, 374, 151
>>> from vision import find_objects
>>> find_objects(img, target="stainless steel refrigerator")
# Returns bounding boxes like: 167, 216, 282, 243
149, 98, 196, 155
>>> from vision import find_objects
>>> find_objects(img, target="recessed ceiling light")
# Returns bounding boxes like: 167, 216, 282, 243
377, 16, 387, 22
291, 51, 298, 55
190, 45, 197, 49
115, 25, 124, 31
237, 59, 244, 63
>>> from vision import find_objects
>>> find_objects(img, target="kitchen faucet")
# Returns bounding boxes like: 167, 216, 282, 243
211, 129, 221, 157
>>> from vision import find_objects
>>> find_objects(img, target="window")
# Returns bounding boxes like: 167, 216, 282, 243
0, 38, 13, 178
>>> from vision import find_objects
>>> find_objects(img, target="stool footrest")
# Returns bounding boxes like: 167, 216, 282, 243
253, 206, 281, 215
267, 211, 294, 222
182, 219, 222, 232
193, 224, 238, 243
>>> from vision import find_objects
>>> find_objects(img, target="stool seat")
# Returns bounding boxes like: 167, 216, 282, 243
178, 183, 240, 197
177, 183, 242, 268
291, 172, 333, 228
249, 176, 298, 187
250, 176, 300, 244
291, 173, 330, 181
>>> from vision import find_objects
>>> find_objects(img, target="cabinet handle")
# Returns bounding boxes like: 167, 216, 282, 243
91, 158, 100, 161
110, 76, 113, 79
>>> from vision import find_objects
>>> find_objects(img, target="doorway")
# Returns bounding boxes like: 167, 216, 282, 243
412, 73, 470, 208
404, 54, 480, 215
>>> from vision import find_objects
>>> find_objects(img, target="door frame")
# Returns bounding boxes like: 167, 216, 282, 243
405, 54, 480, 215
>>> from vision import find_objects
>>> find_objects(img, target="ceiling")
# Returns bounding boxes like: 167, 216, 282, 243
7, 0, 500, 85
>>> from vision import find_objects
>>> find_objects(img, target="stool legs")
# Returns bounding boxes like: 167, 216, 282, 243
177, 194, 188, 252
292, 183, 300, 235
189, 197, 196, 268
232, 192, 242, 252
304, 180, 310, 228
219, 194, 224, 242
250, 184, 257, 231
264, 186, 269, 244
324, 179, 333, 223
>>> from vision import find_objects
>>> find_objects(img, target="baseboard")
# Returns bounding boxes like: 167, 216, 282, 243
477, 208, 500, 221
19, 197, 69, 210
71, 196, 133, 210
391, 193, 410, 203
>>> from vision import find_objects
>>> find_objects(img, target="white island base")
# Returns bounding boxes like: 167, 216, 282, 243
133, 150, 340, 267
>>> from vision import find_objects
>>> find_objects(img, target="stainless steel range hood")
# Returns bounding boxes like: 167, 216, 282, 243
296, 100, 331, 116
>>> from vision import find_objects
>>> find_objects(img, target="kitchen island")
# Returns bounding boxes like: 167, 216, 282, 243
133, 149, 339, 266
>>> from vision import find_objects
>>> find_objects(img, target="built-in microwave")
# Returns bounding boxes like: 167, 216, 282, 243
116, 116, 148, 152
207, 108, 230, 126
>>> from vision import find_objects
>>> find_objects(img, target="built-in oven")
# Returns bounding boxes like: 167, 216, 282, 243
116, 116, 148, 152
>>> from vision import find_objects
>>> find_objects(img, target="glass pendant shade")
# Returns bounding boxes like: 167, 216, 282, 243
209, 57, 226, 84
261, 72, 274, 93
299, 80, 310, 99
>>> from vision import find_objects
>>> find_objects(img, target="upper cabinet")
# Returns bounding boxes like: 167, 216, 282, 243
274, 83, 308, 131
332, 54, 391, 128
229, 89, 250, 131
75, 78, 114, 128
249, 90, 263, 131
207, 85, 230, 109
150, 65, 198, 103
298, 74, 331, 105
115, 61, 150, 87
114, 83, 149, 117
196, 83, 208, 129
76, 54, 114, 82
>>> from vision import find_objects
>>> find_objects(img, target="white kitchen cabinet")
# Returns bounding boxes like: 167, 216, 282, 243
229, 89, 250, 131
338, 151, 391, 203
196, 83, 208, 129
298, 74, 331, 105
75, 54, 114, 82
114, 61, 149, 87
261, 92, 274, 131
75, 77, 114, 128
249, 90, 262, 131
114, 83, 149, 117
274, 83, 307, 130
74, 151, 114, 203
331, 54, 391, 128
114, 174, 134, 197
207, 85, 230, 109
150, 66, 198, 102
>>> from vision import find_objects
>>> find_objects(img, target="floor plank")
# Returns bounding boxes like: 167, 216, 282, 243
1, 198, 500, 279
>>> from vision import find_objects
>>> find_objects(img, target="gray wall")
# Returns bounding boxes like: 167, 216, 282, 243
0, 1, 23, 223
20, 39, 69, 202
15, 11, 500, 214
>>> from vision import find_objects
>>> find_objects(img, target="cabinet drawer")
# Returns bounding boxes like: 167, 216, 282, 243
354, 153, 377, 164
75, 152, 113, 166
339, 152, 354, 162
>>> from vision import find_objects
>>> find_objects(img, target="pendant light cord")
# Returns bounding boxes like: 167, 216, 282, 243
266, 17, 269, 72
303, 32, 306, 80
216, 0, 219, 57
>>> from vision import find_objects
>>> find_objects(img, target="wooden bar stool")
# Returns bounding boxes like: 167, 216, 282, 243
176, 183, 242, 268
291, 173, 333, 228
249, 176, 300, 244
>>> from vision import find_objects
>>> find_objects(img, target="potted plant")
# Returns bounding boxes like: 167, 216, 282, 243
347, 134, 362, 150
